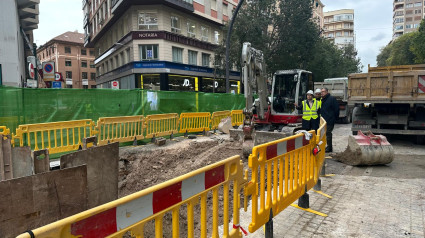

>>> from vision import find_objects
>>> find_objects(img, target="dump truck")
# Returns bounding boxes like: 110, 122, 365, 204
348, 64, 425, 144
314, 78, 351, 123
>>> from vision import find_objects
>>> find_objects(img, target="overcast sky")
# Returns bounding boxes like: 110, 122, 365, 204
34, 0, 393, 72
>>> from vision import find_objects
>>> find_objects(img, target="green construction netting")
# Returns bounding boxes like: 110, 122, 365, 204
0, 86, 245, 134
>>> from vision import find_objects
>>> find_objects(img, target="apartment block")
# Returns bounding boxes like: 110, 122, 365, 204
37, 31, 96, 89
313, 0, 325, 30
0, 0, 39, 87
323, 9, 355, 48
82, 0, 241, 93
393, 0, 424, 39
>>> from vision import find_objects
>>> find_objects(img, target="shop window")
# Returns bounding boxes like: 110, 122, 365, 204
172, 47, 183, 63
202, 78, 225, 93
139, 74, 160, 90
188, 50, 198, 65
168, 75, 197, 92
138, 12, 158, 30
139, 45, 159, 61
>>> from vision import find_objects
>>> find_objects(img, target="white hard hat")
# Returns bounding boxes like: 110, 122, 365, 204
307, 90, 314, 95
315, 88, 321, 94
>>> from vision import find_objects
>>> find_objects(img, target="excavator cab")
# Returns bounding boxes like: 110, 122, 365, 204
271, 70, 313, 116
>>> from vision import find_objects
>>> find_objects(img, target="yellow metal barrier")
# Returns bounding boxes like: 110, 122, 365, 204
179, 112, 211, 134
12, 120, 95, 154
211, 110, 231, 130
0, 126, 10, 135
17, 155, 246, 238
231, 110, 244, 127
96, 116, 145, 146
244, 121, 326, 233
145, 113, 179, 139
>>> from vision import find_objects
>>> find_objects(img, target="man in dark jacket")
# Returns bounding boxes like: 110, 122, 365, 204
320, 88, 339, 152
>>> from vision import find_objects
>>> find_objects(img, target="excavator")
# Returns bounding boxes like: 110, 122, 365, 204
230, 42, 314, 156
231, 42, 394, 165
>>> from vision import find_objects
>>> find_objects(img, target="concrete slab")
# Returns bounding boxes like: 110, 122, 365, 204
11, 146, 33, 179
0, 165, 87, 238
0, 136, 13, 180
60, 142, 119, 209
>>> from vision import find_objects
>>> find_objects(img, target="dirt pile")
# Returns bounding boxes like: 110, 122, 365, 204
118, 135, 243, 237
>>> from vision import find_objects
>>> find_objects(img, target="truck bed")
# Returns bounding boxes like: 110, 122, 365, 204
314, 81, 347, 101
348, 69, 425, 105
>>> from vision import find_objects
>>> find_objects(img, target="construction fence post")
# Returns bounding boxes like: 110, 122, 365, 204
265, 209, 273, 238
298, 185, 310, 209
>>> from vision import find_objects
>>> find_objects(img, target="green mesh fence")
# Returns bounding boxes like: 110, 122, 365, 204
0, 86, 245, 134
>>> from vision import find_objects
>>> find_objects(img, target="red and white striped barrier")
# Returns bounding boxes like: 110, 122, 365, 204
70, 165, 226, 237
266, 134, 310, 160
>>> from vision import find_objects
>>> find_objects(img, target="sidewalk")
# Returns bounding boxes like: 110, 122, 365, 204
239, 173, 425, 238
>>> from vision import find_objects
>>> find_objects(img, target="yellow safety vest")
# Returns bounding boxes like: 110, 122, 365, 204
302, 99, 319, 120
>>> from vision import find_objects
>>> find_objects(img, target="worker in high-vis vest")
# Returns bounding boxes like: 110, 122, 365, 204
295, 90, 320, 131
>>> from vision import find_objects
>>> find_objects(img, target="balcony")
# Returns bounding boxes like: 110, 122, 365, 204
83, 13, 89, 27
17, 0, 40, 31
112, 0, 194, 14
82, 0, 88, 9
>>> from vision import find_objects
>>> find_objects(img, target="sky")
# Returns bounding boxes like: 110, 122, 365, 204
34, 0, 393, 72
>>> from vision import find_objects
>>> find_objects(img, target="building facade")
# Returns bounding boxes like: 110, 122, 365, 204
0, 0, 39, 87
323, 9, 355, 48
393, 0, 424, 39
83, 0, 241, 93
312, 0, 325, 31
37, 31, 96, 89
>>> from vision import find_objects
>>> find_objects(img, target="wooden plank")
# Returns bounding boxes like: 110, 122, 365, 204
0, 166, 87, 238
60, 142, 119, 209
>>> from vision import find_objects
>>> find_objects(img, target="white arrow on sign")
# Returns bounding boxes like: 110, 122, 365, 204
28, 63, 35, 79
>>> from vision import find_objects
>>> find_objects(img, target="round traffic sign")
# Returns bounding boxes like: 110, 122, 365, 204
112, 81, 118, 87
28, 63, 35, 78
44, 63, 53, 73
55, 72, 61, 81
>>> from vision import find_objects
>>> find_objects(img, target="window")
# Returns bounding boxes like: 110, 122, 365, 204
139, 45, 159, 60
336, 32, 342, 36
65, 59, 72, 66
214, 31, 220, 44
406, 3, 414, 7
91, 72, 96, 80
172, 47, 183, 63
344, 31, 349, 36
65, 46, 71, 53
414, 2, 422, 7
414, 23, 420, 28
66, 71, 72, 78
398, 25, 406, 29
395, 18, 404, 23
187, 21, 196, 38
201, 26, 209, 41
81, 60, 88, 67
81, 49, 87, 55
211, 0, 217, 10
138, 12, 158, 30
414, 9, 422, 14
202, 53, 210, 67
188, 50, 198, 65
171, 16, 181, 34
395, 11, 404, 16
89, 50, 94, 56
82, 72, 88, 79
90, 61, 95, 68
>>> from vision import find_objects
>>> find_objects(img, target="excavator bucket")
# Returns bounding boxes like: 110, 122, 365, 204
337, 130, 394, 166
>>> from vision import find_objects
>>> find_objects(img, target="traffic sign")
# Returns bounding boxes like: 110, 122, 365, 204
112, 81, 119, 89
28, 63, 35, 79
52, 81, 62, 89
55, 72, 62, 81
42, 62, 55, 81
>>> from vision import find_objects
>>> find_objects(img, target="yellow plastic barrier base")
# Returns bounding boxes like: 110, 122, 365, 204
290, 204, 328, 217
313, 190, 333, 199
320, 174, 336, 177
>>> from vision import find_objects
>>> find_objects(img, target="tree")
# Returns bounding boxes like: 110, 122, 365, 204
215, 0, 362, 83
386, 33, 416, 66
411, 19, 425, 63
376, 44, 392, 66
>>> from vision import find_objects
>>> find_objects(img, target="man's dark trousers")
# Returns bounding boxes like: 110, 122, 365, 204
326, 122, 334, 150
